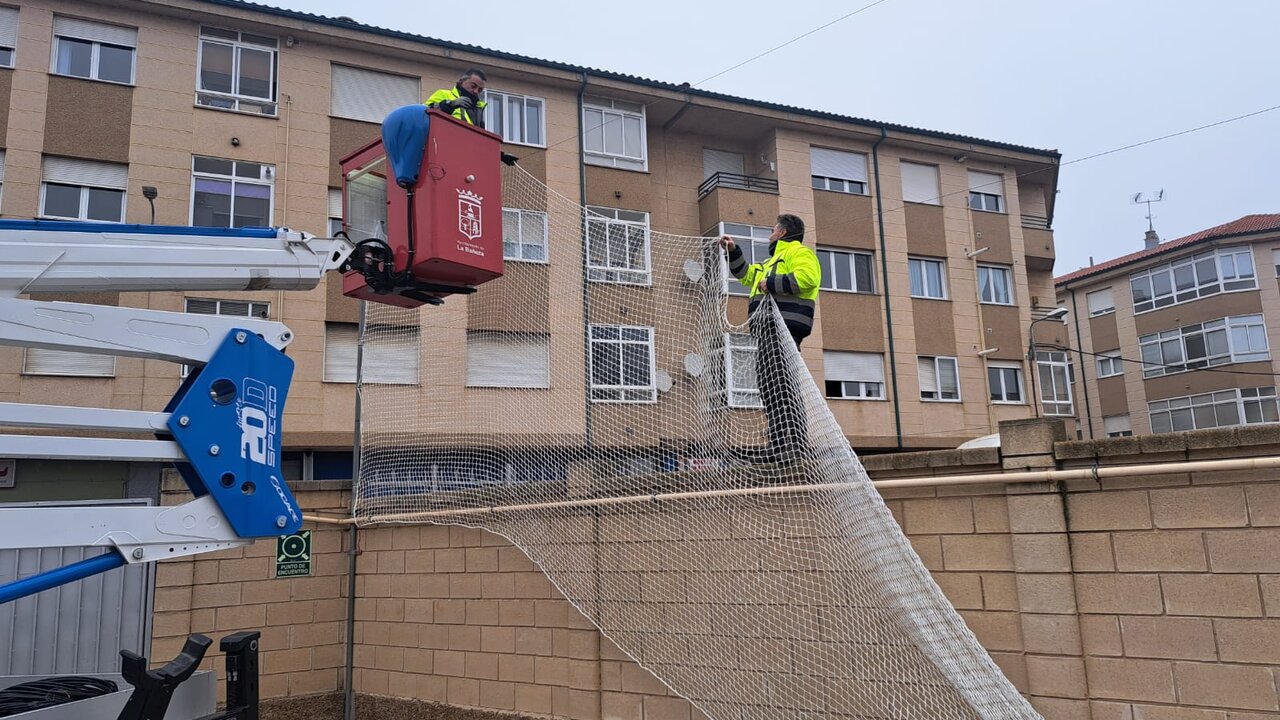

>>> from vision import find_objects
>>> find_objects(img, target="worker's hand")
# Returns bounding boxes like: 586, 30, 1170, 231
453, 96, 475, 110
757, 278, 768, 294
719, 235, 735, 252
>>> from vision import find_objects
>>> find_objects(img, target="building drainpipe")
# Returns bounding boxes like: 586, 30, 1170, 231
1067, 286, 1096, 439
871, 128, 903, 449
342, 301, 366, 720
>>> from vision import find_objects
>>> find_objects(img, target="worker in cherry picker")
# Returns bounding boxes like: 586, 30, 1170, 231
426, 67, 518, 167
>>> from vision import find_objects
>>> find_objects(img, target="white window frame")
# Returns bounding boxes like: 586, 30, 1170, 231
977, 264, 1014, 305
0, 7, 16, 69
719, 332, 761, 409
182, 297, 269, 376
968, 171, 1004, 213
824, 351, 885, 401
987, 362, 1025, 404
1096, 351, 1124, 378
1139, 314, 1270, 378
810, 147, 868, 196
1149, 387, 1279, 434
1086, 287, 1115, 317
1036, 350, 1074, 416
1104, 414, 1133, 438
908, 256, 948, 300
502, 208, 548, 263
585, 206, 650, 285
919, 356, 961, 402
50, 18, 137, 85
582, 96, 647, 171
589, 325, 656, 404
484, 89, 546, 147
465, 330, 551, 389
195, 26, 279, 116
190, 156, 275, 228
39, 157, 128, 223
718, 222, 772, 297
1129, 246, 1257, 314
817, 247, 875, 294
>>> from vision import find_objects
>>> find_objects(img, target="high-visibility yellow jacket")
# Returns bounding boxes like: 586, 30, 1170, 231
727, 238, 821, 338
424, 87, 487, 128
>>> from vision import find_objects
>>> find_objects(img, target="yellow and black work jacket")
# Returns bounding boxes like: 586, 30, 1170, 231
727, 238, 821, 340
424, 86, 487, 128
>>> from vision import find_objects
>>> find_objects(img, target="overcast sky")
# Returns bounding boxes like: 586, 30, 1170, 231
290, 0, 1279, 276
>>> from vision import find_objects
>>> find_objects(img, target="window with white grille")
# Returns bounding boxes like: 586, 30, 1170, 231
589, 325, 655, 403
987, 362, 1024, 404
1096, 351, 1124, 378
825, 351, 884, 400
978, 265, 1013, 305
582, 96, 646, 171
585, 206, 649, 285
968, 171, 1004, 212
908, 257, 947, 299
719, 333, 761, 408
484, 90, 546, 147
1139, 314, 1269, 378
1130, 246, 1256, 314
1086, 287, 1115, 316
1149, 387, 1279, 434
466, 331, 550, 388
52, 17, 136, 84
191, 156, 273, 228
719, 223, 772, 297
919, 356, 960, 401
1035, 350, 1074, 416
196, 26, 278, 115
817, 248, 874, 294
810, 147, 868, 195
503, 208, 548, 263
40, 157, 127, 222
0, 7, 16, 68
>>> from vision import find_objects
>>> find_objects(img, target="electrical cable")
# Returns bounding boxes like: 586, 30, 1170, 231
0, 676, 119, 717
1042, 342, 1280, 379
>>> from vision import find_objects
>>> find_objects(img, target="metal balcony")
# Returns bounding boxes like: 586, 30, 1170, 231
1021, 213, 1052, 230
697, 172, 779, 200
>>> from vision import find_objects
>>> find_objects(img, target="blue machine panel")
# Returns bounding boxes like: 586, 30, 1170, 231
167, 329, 303, 537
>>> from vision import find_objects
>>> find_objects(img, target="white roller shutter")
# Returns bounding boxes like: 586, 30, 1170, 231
918, 357, 938, 394
810, 147, 867, 182
328, 188, 343, 218
325, 322, 419, 384
901, 162, 939, 204
23, 348, 115, 377
1104, 415, 1131, 435
324, 323, 358, 383
42, 157, 127, 189
331, 65, 420, 123
968, 170, 1004, 197
0, 150, 7, 183
467, 331, 550, 388
53, 16, 137, 47
1086, 287, 1115, 316
824, 351, 884, 383
702, 149, 744, 180
0, 7, 17, 49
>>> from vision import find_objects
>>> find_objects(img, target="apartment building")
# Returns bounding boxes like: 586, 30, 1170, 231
1057, 214, 1280, 439
0, 0, 1065, 505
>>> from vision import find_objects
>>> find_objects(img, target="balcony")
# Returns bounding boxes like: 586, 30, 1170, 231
1020, 213, 1052, 230
697, 172, 779, 200
1021, 214, 1055, 271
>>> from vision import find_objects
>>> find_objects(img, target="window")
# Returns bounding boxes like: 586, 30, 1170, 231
1035, 350, 1074, 416
810, 147, 868, 195
40, 157, 127, 222
719, 333, 761, 408
327, 188, 343, 237
1130, 246, 1256, 313
589, 325, 655, 403
51, 17, 136, 84
1149, 387, 1279, 434
987, 362, 1025, 404
503, 208, 548, 263
908, 257, 948, 299
585, 206, 649, 285
196, 26, 278, 115
191, 156, 273, 228
719, 223, 772, 296
1273, 248, 1280, 278
703, 148, 745, 180
23, 348, 115, 377
1104, 415, 1133, 438
466, 331, 550, 388
1086, 287, 1115, 317
825, 351, 885, 400
900, 162, 940, 205
978, 265, 1013, 305
582, 96, 646, 171
330, 65, 419, 123
919, 356, 960, 401
968, 171, 1004, 212
816, 248, 874, 294
0, 7, 16, 68
1139, 314, 1269, 378
0, 150, 5, 208
323, 322, 419, 384
484, 89, 545, 147
183, 298, 269, 376
1096, 351, 1124, 378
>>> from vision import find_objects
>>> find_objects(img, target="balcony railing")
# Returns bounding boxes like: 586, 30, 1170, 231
697, 172, 779, 200
1021, 213, 1052, 230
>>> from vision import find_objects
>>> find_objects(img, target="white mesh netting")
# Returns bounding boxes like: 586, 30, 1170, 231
352, 165, 1040, 719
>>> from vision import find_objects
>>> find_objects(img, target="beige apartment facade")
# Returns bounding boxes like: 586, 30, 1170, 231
0, 0, 1065, 506
1056, 214, 1280, 440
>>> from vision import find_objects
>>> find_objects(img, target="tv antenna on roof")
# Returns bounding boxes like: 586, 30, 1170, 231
1130, 189, 1166, 233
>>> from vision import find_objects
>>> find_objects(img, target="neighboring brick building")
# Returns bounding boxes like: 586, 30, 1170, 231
1056, 214, 1280, 439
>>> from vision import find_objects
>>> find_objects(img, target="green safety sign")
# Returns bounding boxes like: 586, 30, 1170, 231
275, 530, 312, 578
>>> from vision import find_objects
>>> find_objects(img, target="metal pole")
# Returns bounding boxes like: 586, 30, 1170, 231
342, 299, 366, 720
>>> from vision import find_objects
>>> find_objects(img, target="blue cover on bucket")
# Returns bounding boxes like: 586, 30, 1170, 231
382, 105, 431, 188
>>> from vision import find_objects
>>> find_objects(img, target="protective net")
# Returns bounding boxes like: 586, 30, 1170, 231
352, 165, 1039, 719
